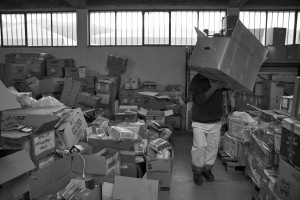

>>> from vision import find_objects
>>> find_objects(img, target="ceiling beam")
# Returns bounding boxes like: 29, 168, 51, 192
228, 0, 249, 7
65, 0, 86, 8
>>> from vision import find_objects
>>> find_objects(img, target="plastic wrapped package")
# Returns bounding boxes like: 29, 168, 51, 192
116, 122, 140, 138
159, 128, 172, 141
109, 126, 136, 140
249, 133, 278, 168
247, 152, 267, 188
227, 111, 257, 141
229, 111, 257, 126
8, 88, 37, 108
259, 169, 279, 200
91, 116, 110, 134
85, 126, 107, 140
134, 139, 147, 155
31, 96, 65, 107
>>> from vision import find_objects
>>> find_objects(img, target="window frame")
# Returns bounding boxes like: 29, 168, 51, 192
88, 9, 227, 47
0, 10, 77, 47
240, 9, 300, 45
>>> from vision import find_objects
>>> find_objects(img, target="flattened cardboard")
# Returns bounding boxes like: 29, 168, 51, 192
0, 80, 21, 111
0, 149, 35, 185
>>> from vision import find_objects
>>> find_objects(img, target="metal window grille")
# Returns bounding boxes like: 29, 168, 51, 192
52, 12, 77, 46
267, 11, 295, 45
171, 11, 198, 45
0, 20, 2, 46
116, 11, 142, 45
240, 11, 267, 45
144, 11, 169, 45
1, 13, 26, 46
198, 11, 226, 36
296, 12, 300, 44
27, 13, 51, 46
90, 11, 115, 46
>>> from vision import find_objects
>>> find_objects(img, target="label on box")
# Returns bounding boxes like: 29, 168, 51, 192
38, 155, 55, 169
33, 131, 55, 156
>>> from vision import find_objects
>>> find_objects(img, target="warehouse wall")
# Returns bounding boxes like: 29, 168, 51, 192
0, 9, 187, 87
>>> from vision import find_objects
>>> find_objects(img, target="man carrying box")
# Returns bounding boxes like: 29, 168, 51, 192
189, 73, 227, 185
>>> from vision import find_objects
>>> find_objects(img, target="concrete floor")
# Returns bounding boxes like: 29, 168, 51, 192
160, 130, 255, 200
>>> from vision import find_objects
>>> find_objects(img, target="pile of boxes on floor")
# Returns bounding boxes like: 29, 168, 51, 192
222, 77, 300, 200
0, 78, 176, 200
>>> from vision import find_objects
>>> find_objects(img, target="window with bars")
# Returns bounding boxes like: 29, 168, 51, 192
1, 14, 26, 46
1, 12, 76, 47
240, 11, 295, 45
198, 11, 226, 36
240, 11, 267, 44
144, 11, 169, 45
171, 11, 198, 45
52, 12, 77, 46
90, 11, 115, 46
116, 11, 142, 45
27, 13, 52, 46
267, 11, 295, 45
296, 12, 300, 44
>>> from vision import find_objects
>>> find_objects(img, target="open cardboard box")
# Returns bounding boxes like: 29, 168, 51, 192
138, 107, 174, 124
138, 91, 172, 110
146, 147, 174, 191
1, 114, 59, 163
56, 108, 88, 149
72, 148, 120, 176
30, 156, 117, 200
189, 20, 268, 92
0, 149, 35, 199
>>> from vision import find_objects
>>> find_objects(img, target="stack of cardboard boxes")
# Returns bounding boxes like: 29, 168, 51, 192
46, 59, 75, 78
275, 76, 300, 200
60, 79, 83, 108
5, 53, 52, 91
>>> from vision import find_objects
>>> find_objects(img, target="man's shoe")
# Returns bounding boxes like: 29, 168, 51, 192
202, 169, 214, 182
193, 172, 203, 185
192, 165, 203, 185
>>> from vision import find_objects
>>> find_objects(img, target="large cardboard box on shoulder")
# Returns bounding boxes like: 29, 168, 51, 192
189, 20, 268, 92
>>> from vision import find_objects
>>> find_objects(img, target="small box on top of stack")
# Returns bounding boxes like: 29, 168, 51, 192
60, 78, 83, 108
46, 58, 75, 78
96, 75, 119, 117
